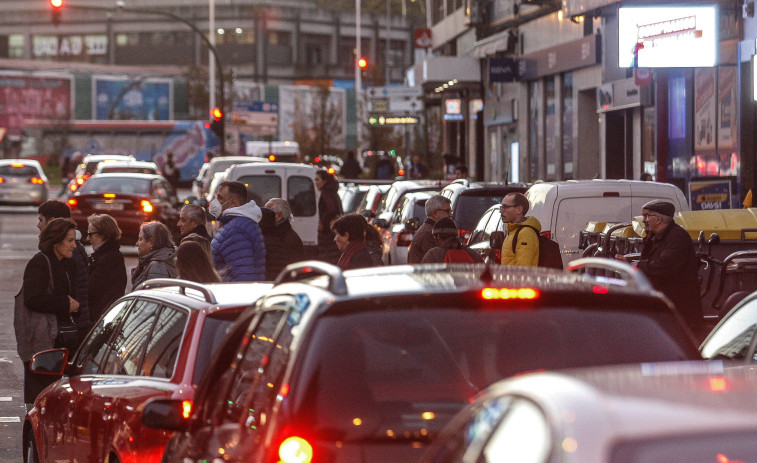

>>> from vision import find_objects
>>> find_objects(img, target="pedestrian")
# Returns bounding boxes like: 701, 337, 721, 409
375, 153, 395, 179
181, 232, 212, 256
259, 207, 289, 280
315, 169, 343, 265
332, 214, 375, 270
210, 181, 266, 281
341, 150, 363, 179
454, 164, 469, 180
615, 200, 704, 337
640, 172, 653, 181
422, 217, 483, 263
131, 221, 177, 290
500, 192, 541, 267
177, 203, 211, 243
162, 152, 180, 191
175, 240, 221, 283
364, 220, 384, 266
37, 200, 90, 337
18, 218, 80, 408
86, 214, 127, 324
59, 156, 73, 197
410, 155, 429, 179
265, 198, 305, 265
407, 195, 453, 264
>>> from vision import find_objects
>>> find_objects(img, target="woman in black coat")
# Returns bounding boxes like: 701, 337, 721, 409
315, 169, 343, 265
259, 207, 289, 280
19, 218, 80, 405
86, 214, 127, 324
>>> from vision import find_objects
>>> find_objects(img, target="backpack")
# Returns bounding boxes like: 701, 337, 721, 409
512, 225, 564, 269
443, 248, 476, 263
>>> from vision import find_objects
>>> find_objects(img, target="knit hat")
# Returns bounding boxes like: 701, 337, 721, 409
432, 217, 459, 237
642, 200, 675, 217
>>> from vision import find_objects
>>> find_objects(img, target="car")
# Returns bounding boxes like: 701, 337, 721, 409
67, 172, 181, 244
0, 159, 48, 205
356, 183, 392, 218
94, 159, 160, 176
370, 179, 447, 232
419, 360, 757, 463
381, 190, 434, 265
22, 279, 272, 463
339, 182, 370, 213
192, 156, 268, 203
440, 180, 529, 242
66, 154, 136, 195
700, 289, 757, 362
141, 258, 699, 463
466, 204, 506, 262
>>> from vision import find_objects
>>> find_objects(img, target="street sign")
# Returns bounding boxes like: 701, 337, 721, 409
231, 100, 278, 128
369, 98, 424, 113
368, 115, 420, 125
366, 86, 423, 99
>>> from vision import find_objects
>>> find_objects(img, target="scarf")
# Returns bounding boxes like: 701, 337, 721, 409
337, 240, 366, 270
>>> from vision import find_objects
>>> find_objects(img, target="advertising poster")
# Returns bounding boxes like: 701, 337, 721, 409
718, 66, 737, 151
689, 179, 732, 210
94, 76, 172, 120
0, 74, 72, 135
278, 85, 346, 150
694, 68, 716, 155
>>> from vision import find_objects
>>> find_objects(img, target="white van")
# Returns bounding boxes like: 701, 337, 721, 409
225, 162, 318, 254
245, 141, 301, 163
525, 180, 690, 266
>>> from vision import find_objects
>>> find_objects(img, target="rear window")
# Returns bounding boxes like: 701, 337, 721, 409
101, 167, 156, 175
78, 176, 151, 195
454, 195, 505, 232
290, 307, 694, 439
0, 165, 38, 176
237, 175, 281, 208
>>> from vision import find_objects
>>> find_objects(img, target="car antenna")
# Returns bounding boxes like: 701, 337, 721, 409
480, 261, 494, 285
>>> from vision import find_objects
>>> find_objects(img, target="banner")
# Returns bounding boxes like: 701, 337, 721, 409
94, 76, 172, 121
0, 74, 72, 135
694, 68, 716, 155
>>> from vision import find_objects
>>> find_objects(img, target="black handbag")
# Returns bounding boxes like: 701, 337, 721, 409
55, 316, 80, 354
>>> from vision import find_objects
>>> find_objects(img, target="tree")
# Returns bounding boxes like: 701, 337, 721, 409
293, 84, 345, 158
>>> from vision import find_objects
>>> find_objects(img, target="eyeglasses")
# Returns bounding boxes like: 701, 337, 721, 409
437, 208, 453, 214
87, 231, 99, 237
500, 204, 518, 210
642, 213, 662, 220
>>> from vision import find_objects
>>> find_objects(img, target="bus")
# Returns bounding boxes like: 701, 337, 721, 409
19, 120, 219, 183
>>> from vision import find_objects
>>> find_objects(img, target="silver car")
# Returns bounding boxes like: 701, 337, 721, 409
0, 159, 48, 205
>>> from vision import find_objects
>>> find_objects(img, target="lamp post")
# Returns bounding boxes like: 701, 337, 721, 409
355, 0, 362, 155
209, 0, 216, 110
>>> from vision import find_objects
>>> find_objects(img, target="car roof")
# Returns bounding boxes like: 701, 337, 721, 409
83, 154, 135, 161
0, 159, 43, 168
130, 279, 273, 310
209, 156, 267, 165
98, 160, 157, 167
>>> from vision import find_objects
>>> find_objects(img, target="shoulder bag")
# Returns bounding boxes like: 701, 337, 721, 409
14, 253, 58, 362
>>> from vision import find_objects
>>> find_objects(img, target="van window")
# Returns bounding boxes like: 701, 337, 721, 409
554, 197, 633, 246
288, 175, 316, 217
237, 175, 281, 207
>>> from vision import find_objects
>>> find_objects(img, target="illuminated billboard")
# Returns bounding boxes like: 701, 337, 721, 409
618, 6, 717, 68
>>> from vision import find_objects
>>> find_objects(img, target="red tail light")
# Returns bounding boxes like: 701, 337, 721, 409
493, 248, 501, 263
278, 436, 313, 463
141, 200, 154, 213
0, 177, 4, 184
480, 287, 540, 300
397, 230, 414, 247
269, 154, 277, 162
181, 400, 192, 419
30, 177, 45, 184
67, 198, 78, 209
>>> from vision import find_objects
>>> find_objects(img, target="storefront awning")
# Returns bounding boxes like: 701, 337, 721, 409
471, 29, 513, 58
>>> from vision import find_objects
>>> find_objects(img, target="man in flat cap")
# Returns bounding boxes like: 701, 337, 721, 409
616, 199, 703, 338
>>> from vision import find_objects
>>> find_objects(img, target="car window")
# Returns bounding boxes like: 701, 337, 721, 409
101, 300, 160, 376
75, 298, 133, 374
454, 195, 505, 233
701, 298, 757, 360
406, 198, 427, 222
192, 311, 243, 385
141, 305, 189, 379
393, 197, 411, 224
77, 176, 151, 195
0, 165, 38, 176
288, 175, 317, 217
237, 175, 281, 208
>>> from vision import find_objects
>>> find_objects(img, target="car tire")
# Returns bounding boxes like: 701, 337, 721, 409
24, 432, 39, 463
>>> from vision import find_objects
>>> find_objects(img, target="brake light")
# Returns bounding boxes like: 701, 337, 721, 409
10, 163, 24, 168
269, 154, 277, 162
327, 167, 335, 174
707, 376, 730, 393
480, 287, 540, 300
592, 285, 609, 294
76, 177, 85, 186
67, 198, 78, 209
279, 436, 313, 463
397, 230, 414, 246
103, 193, 116, 198
0, 177, 4, 184
30, 177, 45, 184
181, 400, 192, 419
141, 200, 154, 213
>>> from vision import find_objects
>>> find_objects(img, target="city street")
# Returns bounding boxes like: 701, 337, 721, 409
0, 206, 140, 461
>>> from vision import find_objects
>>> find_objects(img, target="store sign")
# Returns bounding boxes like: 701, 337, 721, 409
618, 6, 717, 68
33, 35, 108, 59
489, 58, 519, 82
414, 28, 432, 49
689, 179, 731, 210
368, 115, 419, 125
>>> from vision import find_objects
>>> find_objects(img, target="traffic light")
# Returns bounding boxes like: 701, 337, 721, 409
50, 0, 62, 25
209, 107, 224, 140
358, 57, 368, 78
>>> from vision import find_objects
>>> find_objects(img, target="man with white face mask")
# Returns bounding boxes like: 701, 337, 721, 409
209, 181, 266, 281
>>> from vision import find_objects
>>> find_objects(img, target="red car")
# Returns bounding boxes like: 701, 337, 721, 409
22, 279, 272, 463
67, 172, 180, 244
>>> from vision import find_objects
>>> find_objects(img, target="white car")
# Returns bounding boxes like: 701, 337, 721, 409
94, 160, 159, 176
421, 360, 757, 463
380, 190, 433, 265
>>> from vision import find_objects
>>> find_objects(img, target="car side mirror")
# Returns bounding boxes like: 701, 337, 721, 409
405, 217, 420, 231
490, 231, 505, 250
360, 210, 374, 220
30, 349, 68, 376
140, 398, 190, 432
373, 218, 389, 229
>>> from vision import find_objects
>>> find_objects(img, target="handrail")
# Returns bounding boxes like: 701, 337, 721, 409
712, 249, 757, 310
134, 278, 218, 304
596, 222, 632, 257
566, 257, 654, 292
274, 261, 348, 295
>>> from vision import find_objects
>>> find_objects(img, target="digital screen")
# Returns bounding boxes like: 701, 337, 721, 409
445, 99, 461, 114
618, 6, 717, 68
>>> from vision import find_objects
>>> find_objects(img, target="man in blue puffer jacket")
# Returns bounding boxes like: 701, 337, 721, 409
210, 181, 266, 281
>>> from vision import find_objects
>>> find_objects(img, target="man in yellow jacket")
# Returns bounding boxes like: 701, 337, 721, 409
500, 192, 541, 266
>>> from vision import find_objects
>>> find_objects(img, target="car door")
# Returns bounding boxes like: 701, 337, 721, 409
701, 295, 757, 362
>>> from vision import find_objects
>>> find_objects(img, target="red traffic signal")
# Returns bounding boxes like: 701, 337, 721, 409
50, 0, 62, 25
358, 57, 368, 69
210, 107, 223, 121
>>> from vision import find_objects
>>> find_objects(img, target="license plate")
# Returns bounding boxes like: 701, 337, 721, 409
93, 202, 124, 211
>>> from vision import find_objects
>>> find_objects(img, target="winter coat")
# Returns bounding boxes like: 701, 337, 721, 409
277, 219, 305, 267
336, 241, 374, 270
71, 240, 91, 333
23, 250, 75, 326
260, 208, 289, 280
637, 222, 703, 333
407, 218, 437, 264
131, 246, 177, 291
88, 239, 127, 324
211, 201, 266, 282
366, 237, 383, 267
179, 223, 211, 243
317, 181, 343, 264
501, 216, 541, 267
422, 236, 484, 263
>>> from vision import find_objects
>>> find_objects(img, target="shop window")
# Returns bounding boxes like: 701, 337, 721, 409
562, 73, 574, 180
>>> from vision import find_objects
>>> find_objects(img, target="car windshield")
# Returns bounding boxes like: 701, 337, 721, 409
289, 307, 693, 441
0, 165, 38, 176
454, 195, 505, 232
78, 176, 152, 195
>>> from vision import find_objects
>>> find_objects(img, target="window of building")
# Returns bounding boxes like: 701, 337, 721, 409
9, 35, 24, 59
528, 81, 541, 181
545, 76, 557, 181
562, 73, 574, 180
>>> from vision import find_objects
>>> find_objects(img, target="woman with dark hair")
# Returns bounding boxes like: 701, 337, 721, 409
315, 169, 343, 264
18, 217, 80, 407
363, 220, 384, 267
86, 214, 127, 323
175, 240, 221, 283
131, 221, 177, 290
332, 213, 375, 270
